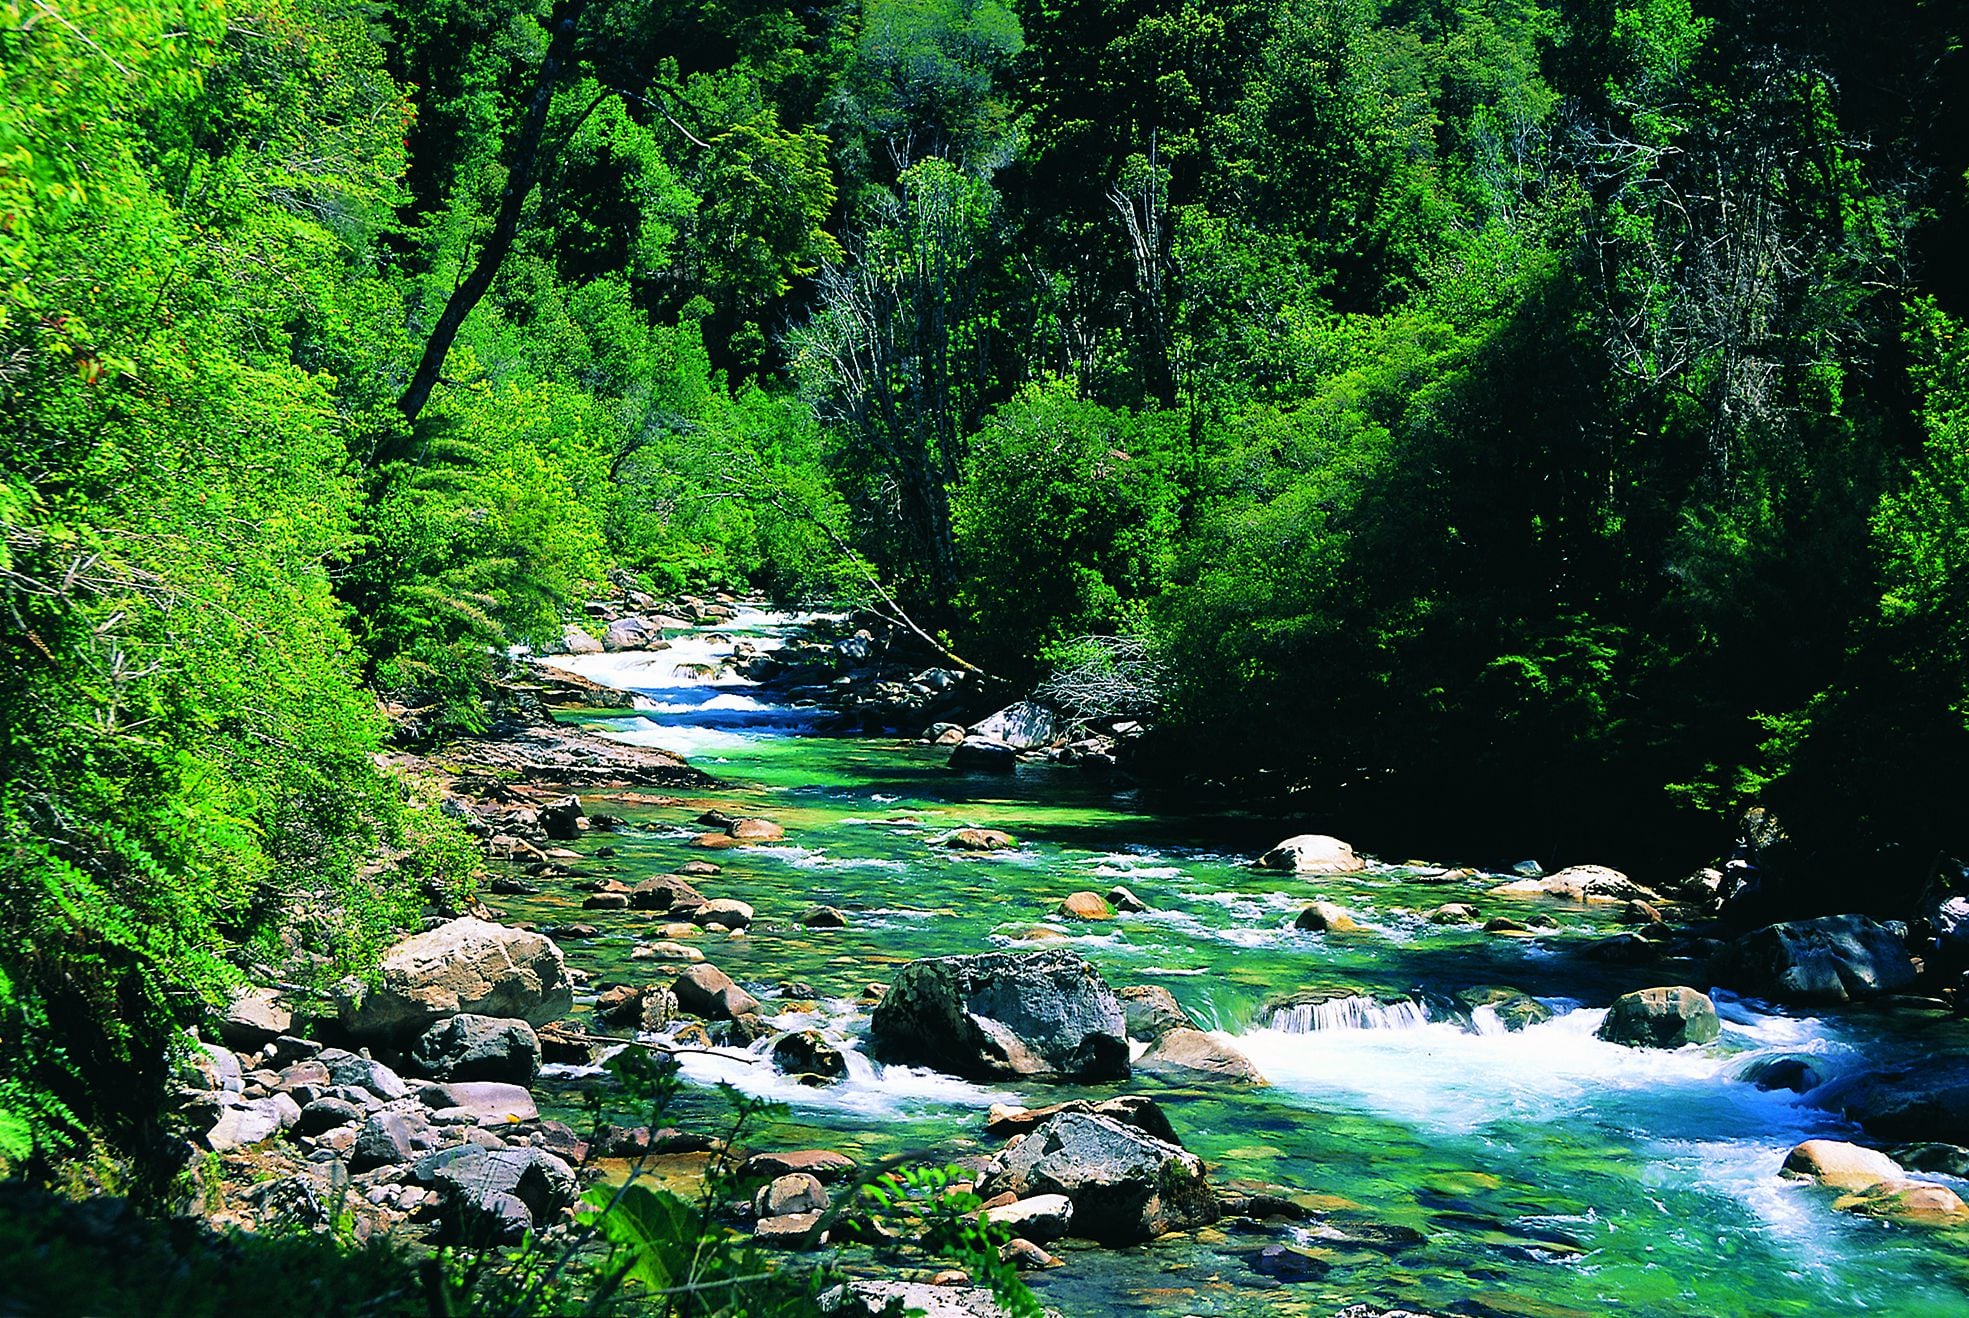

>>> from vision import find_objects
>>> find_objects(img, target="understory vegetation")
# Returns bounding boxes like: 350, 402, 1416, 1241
2, 0, 1965, 1235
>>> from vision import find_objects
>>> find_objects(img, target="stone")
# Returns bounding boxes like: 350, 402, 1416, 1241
976, 1111, 1217, 1244
693, 898, 755, 930
770, 1031, 848, 1084
1836, 1179, 1969, 1223
182, 1041, 244, 1095
1483, 916, 1530, 933
754, 1211, 826, 1248
1136, 1028, 1269, 1085
755, 1172, 829, 1218
218, 988, 293, 1051
1781, 1139, 1902, 1191
1583, 932, 1660, 963
1596, 987, 1719, 1048
1058, 891, 1112, 920
337, 918, 573, 1041
583, 892, 629, 910
967, 702, 1062, 750
1455, 986, 1552, 1031
677, 860, 722, 876
727, 817, 784, 841
559, 624, 603, 655
869, 949, 1129, 1083
986, 1095, 1179, 1144
985, 1194, 1073, 1243
1739, 1054, 1829, 1093
205, 1097, 293, 1151
998, 1238, 1062, 1270
1119, 985, 1193, 1041
1711, 914, 1917, 1003
630, 875, 706, 913
1487, 864, 1660, 904
672, 964, 760, 1020
352, 1110, 438, 1170
741, 1149, 858, 1183
946, 828, 1017, 851
410, 1015, 541, 1085
1256, 834, 1365, 873
1295, 900, 1362, 933
1426, 903, 1481, 924
801, 906, 849, 928
1106, 885, 1149, 914
431, 1147, 577, 1244
432, 1081, 539, 1125
296, 1096, 366, 1137
1253, 1244, 1328, 1281
1831, 1057, 1969, 1144
1619, 899, 1665, 925
948, 737, 1020, 774
319, 1050, 410, 1100
539, 796, 585, 841
603, 617, 655, 652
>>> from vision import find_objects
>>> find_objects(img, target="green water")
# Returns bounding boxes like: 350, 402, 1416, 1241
507, 619, 1969, 1317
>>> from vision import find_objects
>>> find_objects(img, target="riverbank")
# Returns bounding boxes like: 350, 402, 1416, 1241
157, 605, 1969, 1317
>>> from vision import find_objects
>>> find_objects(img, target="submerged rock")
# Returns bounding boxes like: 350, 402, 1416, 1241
337, 918, 572, 1041
1595, 987, 1720, 1049
946, 828, 1016, 851
1257, 834, 1365, 874
1710, 914, 1917, 1003
1454, 986, 1551, 1031
869, 949, 1129, 1083
975, 1111, 1217, 1244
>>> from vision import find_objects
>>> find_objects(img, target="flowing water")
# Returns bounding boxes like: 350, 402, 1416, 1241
513, 613, 1969, 1317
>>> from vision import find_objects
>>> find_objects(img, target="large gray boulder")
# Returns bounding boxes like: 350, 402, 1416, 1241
1135, 1028, 1269, 1084
1710, 914, 1917, 1003
1256, 834, 1365, 874
968, 702, 1062, 751
948, 737, 1018, 773
429, 1146, 578, 1244
1595, 987, 1720, 1049
559, 623, 603, 655
409, 1014, 540, 1085
337, 918, 573, 1041
602, 616, 657, 652
976, 1111, 1218, 1244
869, 949, 1128, 1083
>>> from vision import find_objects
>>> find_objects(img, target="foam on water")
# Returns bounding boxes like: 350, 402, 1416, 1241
667, 1039, 1015, 1120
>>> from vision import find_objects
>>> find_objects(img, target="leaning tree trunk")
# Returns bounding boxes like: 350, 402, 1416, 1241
380, 0, 588, 460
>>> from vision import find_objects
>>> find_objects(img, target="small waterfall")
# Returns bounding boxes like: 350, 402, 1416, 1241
1270, 995, 1434, 1033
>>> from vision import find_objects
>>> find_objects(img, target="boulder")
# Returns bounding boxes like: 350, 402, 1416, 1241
1487, 865, 1658, 905
770, 1031, 848, 1084
1836, 1179, 1969, 1224
754, 1211, 826, 1248
1710, 915, 1917, 1003
296, 1095, 365, 1137
205, 1097, 294, 1151
1455, 986, 1551, 1031
1830, 1057, 1969, 1144
1739, 1054, 1830, 1094
538, 796, 585, 841
559, 624, 603, 655
352, 1110, 438, 1170
409, 1015, 541, 1085
432, 1081, 539, 1125
218, 988, 293, 1051
868, 949, 1129, 1083
1106, 885, 1149, 914
1595, 987, 1720, 1048
967, 702, 1062, 750
1780, 1139, 1902, 1191
946, 828, 1016, 851
741, 1149, 857, 1182
630, 875, 706, 913
338, 918, 572, 1041
727, 817, 784, 842
1136, 1028, 1269, 1085
755, 1173, 829, 1218
603, 617, 655, 652
1294, 900, 1362, 933
1118, 985, 1193, 1040
672, 964, 760, 1020
948, 738, 1018, 773
986, 1095, 1179, 1144
1426, 903, 1481, 925
319, 1049, 410, 1100
693, 898, 755, 930
975, 1111, 1217, 1244
985, 1194, 1073, 1243
1256, 835, 1365, 874
431, 1147, 577, 1243
802, 906, 849, 928
1058, 891, 1112, 921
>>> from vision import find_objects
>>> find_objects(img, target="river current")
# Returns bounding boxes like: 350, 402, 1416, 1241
518, 611, 1969, 1317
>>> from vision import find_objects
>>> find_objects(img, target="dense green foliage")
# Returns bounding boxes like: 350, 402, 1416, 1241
4, 0, 1967, 1176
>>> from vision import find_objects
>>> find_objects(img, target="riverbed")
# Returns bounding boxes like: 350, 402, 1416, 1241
512, 611, 1969, 1317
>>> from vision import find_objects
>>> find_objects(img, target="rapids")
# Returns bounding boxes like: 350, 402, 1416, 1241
515, 611, 1969, 1317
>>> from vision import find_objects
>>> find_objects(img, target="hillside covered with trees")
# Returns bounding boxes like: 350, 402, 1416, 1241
4, 0, 1967, 1263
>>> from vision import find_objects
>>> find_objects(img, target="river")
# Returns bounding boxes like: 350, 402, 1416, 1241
517, 610, 1969, 1317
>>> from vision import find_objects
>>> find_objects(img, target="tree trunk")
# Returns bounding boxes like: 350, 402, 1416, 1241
380, 0, 588, 460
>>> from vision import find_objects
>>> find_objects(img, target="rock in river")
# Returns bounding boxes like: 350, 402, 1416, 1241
1136, 1028, 1269, 1085
1294, 900, 1362, 933
1710, 914, 1917, 1003
1595, 987, 1720, 1049
337, 917, 572, 1041
869, 949, 1129, 1083
975, 1111, 1218, 1244
1487, 864, 1657, 904
1256, 834, 1365, 873
672, 964, 760, 1020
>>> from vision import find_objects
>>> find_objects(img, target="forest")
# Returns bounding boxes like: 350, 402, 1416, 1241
3, 0, 1968, 1304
